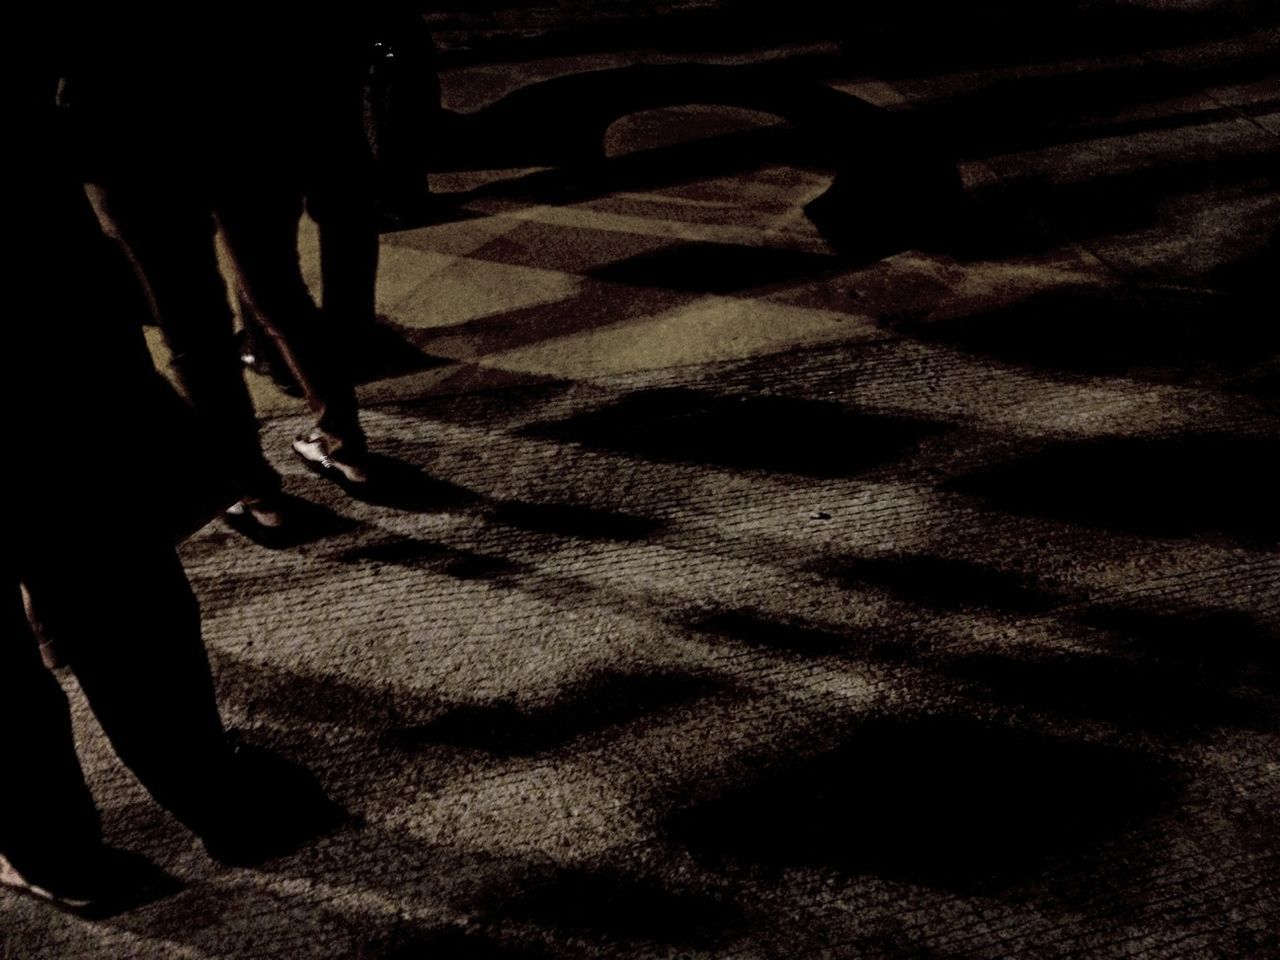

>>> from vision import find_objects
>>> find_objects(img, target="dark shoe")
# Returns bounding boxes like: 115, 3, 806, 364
198, 736, 350, 868
292, 431, 371, 489
1, 849, 99, 912
0, 845, 180, 917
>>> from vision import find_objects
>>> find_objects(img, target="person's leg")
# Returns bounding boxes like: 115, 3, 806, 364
84, 182, 282, 501
0, 574, 104, 896
316, 215, 379, 332
216, 186, 367, 466
18, 527, 345, 866
308, 128, 382, 334
18, 531, 231, 841
233, 280, 303, 396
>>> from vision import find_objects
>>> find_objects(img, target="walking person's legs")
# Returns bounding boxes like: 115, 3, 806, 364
216, 184, 369, 485
84, 182, 283, 506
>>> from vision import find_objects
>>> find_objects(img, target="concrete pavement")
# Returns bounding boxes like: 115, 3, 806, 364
5, 4, 1278, 958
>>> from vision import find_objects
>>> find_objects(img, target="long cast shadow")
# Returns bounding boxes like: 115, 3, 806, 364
832, 2, 1280, 75
408, 275, 694, 364
919, 54, 1280, 157
691, 609, 884, 661
337, 536, 525, 582
363, 927, 555, 960
488, 499, 665, 543
1006, 152, 1279, 244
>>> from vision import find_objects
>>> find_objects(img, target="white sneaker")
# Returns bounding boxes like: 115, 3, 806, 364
292, 433, 370, 486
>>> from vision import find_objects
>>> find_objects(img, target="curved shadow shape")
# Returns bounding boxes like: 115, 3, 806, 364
666, 714, 1177, 894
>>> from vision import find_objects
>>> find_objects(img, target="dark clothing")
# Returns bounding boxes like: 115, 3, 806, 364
5, 78, 239, 867
86, 173, 368, 486
217, 183, 366, 455
60, 5, 375, 480
59, 6, 371, 186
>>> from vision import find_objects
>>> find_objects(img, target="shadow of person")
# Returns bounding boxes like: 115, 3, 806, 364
355, 456, 484, 512
222, 492, 360, 549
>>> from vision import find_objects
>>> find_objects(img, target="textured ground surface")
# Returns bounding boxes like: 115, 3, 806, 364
5, 3, 1278, 958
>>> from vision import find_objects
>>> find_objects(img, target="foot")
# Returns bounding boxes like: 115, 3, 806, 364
223, 493, 292, 546
1, 850, 99, 912
0, 845, 179, 917
226, 496, 284, 528
292, 432, 370, 488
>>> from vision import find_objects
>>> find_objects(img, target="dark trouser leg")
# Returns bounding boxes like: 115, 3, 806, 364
236, 211, 379, 380
217, 188, 365, 457
0, 575, 101, 868
308, 142, 382, 333
84, 182, 281, 499
316, 216, 379, 331
19, 532, 235, 840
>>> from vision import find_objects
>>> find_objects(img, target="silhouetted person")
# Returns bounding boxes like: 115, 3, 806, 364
3, 68, 344, 913
59, 7, 377, 540
237, 1, 445, 396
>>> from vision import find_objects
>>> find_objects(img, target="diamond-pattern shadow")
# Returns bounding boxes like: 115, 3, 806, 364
523, 388, 949, 478
826, 553, 1061, 613
666, 715, 1175, 894
494, 867, 740, 949
383, 669, 724, 757
942, 650, 1275, 736
590, 243, 840, 294
945, 434, 1280, 548
896, 284, 1280, 386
